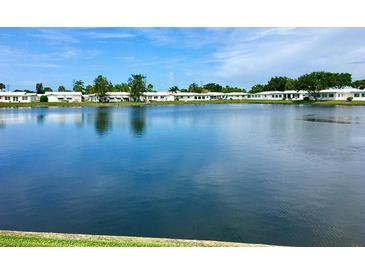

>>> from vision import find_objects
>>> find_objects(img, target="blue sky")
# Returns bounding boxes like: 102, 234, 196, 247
0, 28, 365, 91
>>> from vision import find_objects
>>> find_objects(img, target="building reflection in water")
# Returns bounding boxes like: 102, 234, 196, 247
0, 107, 147, 137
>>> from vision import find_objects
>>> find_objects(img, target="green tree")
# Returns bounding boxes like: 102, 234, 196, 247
265, 76, 289, 91
284, 79, 298, 90
0, 83, 5, 92
147, 83, 154, 92
188, 83, 203, 93
93, 75, 113, 100
250, 84, 265, 93
169, 86, 179, 92
39, 95, 48, 102
296, 72, 332, 100
36, 83, 44, 94
203, 83, 223, 93
73, 80, 85, 93
58, 86, 66, 92
85, 85, 94, 94
128, 74, 147, 102
329, 73, 352, 89
351, 79, 365, 90
222, 85, 246, 93
113, 83, 130, 92
44, 87, 53, 92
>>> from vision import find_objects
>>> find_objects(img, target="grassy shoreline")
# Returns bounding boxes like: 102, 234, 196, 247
1, 99, 365, 108
0, 230, 269, 247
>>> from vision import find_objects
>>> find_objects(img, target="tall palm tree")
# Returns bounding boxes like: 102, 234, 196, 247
0, 83, 5, 92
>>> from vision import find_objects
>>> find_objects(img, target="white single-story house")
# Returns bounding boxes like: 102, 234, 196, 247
173, 92, 246, 101
107, 92, 130, 102
2, 88, 365, 103
144, 92, 175, 102
316, 88, 363, 100
43, 92, 83, 102
84, 92, 131, 102
246, 90, 307, 100
0, 92, 38, 103
244, 89, 365, 101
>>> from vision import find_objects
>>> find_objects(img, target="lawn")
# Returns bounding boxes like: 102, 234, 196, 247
0, 231, 264, 247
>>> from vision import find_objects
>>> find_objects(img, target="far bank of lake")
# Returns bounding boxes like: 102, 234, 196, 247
1, 99, 365, 108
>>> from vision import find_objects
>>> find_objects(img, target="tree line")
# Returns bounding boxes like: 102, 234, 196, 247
249, 72, 365, 99
169, 83, 246, 93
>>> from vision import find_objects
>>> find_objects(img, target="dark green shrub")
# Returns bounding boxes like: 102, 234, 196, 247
40, 95, 48, 102
346, 97, 353, 102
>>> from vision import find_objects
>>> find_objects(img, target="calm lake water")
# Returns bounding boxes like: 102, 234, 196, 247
1, 104, 365, 246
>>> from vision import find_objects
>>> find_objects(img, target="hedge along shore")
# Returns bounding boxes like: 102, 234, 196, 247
1, 99, 365, 108
0, 230, 271, 247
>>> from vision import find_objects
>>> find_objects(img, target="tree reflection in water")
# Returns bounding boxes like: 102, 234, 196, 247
130, 106, 146, 136
94, 109, 112, 136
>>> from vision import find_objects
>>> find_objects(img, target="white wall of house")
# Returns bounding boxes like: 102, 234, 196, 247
0, 92, 38, 103
144, 92, 175, 102
352, 91, 365, 100
106, 92, 130, 102
44, 92, 83, 102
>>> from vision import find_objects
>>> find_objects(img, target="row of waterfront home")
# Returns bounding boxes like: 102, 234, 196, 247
1, 88, 365, 103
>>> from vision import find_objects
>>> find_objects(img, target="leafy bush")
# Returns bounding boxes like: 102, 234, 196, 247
40, 95, 48, 102
346, 97, 353, 102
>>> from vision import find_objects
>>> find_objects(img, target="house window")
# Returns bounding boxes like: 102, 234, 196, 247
329, 94, 334, 98
22, 96, 28, 100
13, 97, 18, 101
354, 93, 360, 97
362, 93, 365, 97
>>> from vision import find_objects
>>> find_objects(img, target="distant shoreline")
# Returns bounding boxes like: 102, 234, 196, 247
1, 99, 365, 108
0, 230, 270, 247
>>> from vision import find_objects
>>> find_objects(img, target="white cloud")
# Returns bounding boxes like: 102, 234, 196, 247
16, 63, 61, 69
30, 29, 79, 44
210, 28, 365, 86
84, 32, 136, 39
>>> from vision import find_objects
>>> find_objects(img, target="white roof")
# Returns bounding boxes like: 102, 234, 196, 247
106, 92, 130, 96
174, 92, 246, 96
144, 91, 174, 96
319, 88, 361, 93
0, 92, 37, 96
256, 90, 307, 95
44, 92, 82, 96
